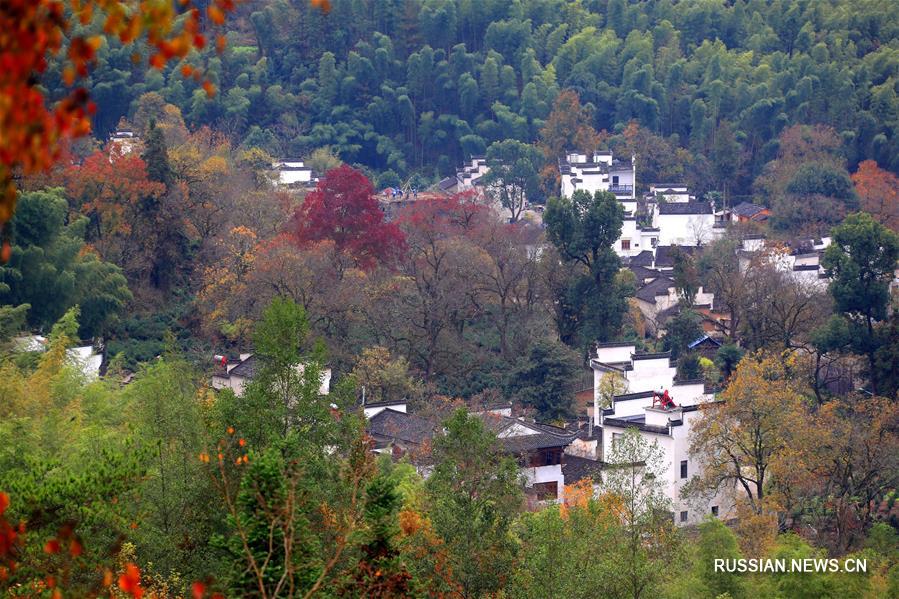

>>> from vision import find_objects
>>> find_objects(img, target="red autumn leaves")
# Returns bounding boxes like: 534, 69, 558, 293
291, 164, 406, 270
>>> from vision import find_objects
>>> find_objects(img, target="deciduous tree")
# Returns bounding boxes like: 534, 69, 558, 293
687, 352, 806, 515
0, 0, 245, 230
292, 165, 405, 269
852, 159, 899, 233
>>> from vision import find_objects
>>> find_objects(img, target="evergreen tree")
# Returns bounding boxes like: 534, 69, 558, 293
507, 339, 580, 420
141, 121, 172, 187
544, 189, 630, 347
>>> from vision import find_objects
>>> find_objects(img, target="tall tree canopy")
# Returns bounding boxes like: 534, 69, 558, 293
292, 165, 405, 269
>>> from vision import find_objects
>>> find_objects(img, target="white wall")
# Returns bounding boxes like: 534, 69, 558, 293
655, 213, 716, 246
626, 356, 677, 393
522, 464, 565, 503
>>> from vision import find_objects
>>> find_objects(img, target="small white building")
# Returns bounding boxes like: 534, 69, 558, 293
478, 413, 578, 503
589, 347, 736, 525
455, 156, 489, 190
13, 335, 103, 381
272, 161, 316, 187
653, 201, 716, 247
211, 354, 331, 397
109, 129, 140, 155
647, 184, 691, 203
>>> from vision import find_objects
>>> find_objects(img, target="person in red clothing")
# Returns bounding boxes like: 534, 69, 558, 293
653, 388, 677, 409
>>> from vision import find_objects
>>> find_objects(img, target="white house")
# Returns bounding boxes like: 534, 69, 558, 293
455, 156, 489, 190
559, 151, 636, 202
272, 161, 316, 187
653, 201, 717, 247
478, 413, 578, 502
590, 346, 736, 525
211, 354, 332, 397
109, 129, 140, 155
615, 217, 661, 257
648, 184, 691, 203
13, 335, 103, 381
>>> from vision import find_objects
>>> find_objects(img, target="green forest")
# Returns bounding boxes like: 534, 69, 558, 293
55, 0, 899, 192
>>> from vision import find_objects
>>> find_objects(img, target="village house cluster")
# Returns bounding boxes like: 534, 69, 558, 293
199, 149, 870, 527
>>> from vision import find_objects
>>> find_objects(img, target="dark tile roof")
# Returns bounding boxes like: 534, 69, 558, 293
603, 417, 669, 435
656, 304, 682, 323
501, 432, 576, 453
688, 335, 722, 349
731, 201, 767, 217
612, 389, 657, 402
658, 201, 712, 215
632, 351, 672, 361
228, 355, 258, 378
477, 413, 578, 453
438, 176, 456, 191
627, 250, 655, 267
653, 245, 699, 268
629, 264, 663, 281
367, 409, 435, 445
635, 277, 674, 303
562, 455, 605, 484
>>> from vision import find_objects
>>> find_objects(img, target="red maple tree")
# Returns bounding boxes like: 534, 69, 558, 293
291, 165, 405, 269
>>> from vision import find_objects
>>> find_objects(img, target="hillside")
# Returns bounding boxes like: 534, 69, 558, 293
56, 0, 899, 194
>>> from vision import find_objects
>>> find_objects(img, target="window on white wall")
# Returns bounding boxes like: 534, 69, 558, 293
679, 511, 688, 523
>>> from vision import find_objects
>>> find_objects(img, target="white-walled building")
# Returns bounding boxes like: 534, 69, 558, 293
109, 129, 140, 155
13, 335, 103, 381
653, 201, 717, 247
559, 151, 636, 202
272, 161, 316, 187
647, 184, 691, 203
456, 156, 489, 190
589, 345, 736, 525
615, 217, 660, 257
212, 354, 332, 397
478, 413, 578, 502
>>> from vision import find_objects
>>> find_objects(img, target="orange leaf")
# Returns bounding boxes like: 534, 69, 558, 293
207, 6, 225, 24
44, 539, 60, 554
311, 0, 332, 12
